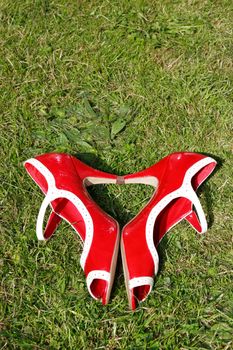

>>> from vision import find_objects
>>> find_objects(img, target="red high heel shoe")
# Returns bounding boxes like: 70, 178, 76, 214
24, 153, 120, 305
121, 152, 217, 309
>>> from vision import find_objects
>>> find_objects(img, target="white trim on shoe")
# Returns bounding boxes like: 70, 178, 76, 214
24, 158, 93, 270
128, 277, 154, 302
146, 157, 216, 274
86, 270, 111, 300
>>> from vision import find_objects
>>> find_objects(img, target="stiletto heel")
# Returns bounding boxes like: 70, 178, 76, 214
121, 152, 217, 309
24, 153, 120, 305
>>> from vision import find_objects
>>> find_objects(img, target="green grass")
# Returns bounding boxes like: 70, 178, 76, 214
1, 0, 232, 349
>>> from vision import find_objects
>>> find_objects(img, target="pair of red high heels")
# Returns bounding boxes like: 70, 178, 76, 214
24, 152, 216, 309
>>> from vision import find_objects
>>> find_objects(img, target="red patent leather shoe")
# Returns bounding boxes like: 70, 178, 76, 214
121, 152, 217, 309
24, 153, 120, 305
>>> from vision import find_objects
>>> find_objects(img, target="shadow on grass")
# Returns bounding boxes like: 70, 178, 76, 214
74, 151, 132, 225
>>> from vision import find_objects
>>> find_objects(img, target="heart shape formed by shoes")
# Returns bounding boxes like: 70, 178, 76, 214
24, 152, 217, 309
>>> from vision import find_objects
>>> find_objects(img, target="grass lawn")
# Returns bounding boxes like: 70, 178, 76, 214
1, 0, 232, 349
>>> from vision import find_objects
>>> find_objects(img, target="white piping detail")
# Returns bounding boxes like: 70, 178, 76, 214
86, 270, 110, 300
24, 158, 56, 188
25, 158, 93, 270
146, 157, 216, 274
129, 276, 154, 301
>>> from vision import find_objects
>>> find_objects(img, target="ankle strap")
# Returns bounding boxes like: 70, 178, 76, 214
36, 190, 65, 241
25, 158, 94, 270
35, 187, 94, 270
